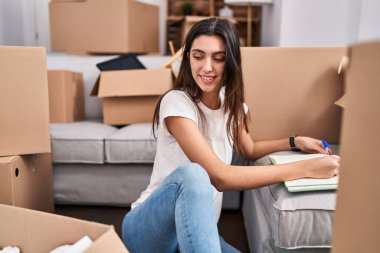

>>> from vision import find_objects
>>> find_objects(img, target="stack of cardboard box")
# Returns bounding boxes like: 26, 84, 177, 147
0, 46, 129, 252
0, 46, 54, 213
49, 0, 173, 125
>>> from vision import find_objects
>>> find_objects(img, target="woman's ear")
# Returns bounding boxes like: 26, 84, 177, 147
187, 52, 190, 58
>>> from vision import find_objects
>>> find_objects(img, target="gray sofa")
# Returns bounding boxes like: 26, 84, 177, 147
242, 145, 339, 253
47, 53, 241, 209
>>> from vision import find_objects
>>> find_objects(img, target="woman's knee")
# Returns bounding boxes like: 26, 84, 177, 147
175, 163, 212, 189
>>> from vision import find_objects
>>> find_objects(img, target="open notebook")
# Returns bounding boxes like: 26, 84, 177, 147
269, 151, 339, 192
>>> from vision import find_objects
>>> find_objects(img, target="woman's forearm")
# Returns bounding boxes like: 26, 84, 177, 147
247, 138, 292, 160
215, 161, 308, 191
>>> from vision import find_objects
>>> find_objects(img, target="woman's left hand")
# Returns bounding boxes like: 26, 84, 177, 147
294, 136, 330, 154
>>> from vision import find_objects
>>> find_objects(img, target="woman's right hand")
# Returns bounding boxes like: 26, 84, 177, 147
304, 155, 341, 179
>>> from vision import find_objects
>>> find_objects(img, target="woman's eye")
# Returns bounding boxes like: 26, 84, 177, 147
193, 55, 203, 60
214, 58, 225, 62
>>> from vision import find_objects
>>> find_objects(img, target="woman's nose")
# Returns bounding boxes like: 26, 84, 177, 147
202, 58, 213, 72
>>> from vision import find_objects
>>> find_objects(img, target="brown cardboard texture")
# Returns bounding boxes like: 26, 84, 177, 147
93, 69, 172, 125
241, 47, 346, 143
0, 204, 129, 253
0, 153, 54, 213
48, 70, 85, 123
331, 41, 380, 253
0, 46, 51, 156
49, 0, 159, 54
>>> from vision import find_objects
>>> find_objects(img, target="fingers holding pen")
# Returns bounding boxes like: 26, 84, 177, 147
306, 154, 341, 178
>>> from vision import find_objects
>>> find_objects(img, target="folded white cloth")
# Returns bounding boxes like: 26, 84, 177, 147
0, 247, 20, 253
50, 236, 93, 253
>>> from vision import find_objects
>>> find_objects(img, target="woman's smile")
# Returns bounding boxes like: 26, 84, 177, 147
199, 74, 217, 84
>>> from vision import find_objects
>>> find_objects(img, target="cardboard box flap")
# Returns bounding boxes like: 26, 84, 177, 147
90, 76, 101, 96
338, 56, 350, 74
98, 69, 172, 97
334, 94, 347, 108
0, 156, 18, 164
331, 41, 380, 253
87, 226, 129, 252
0, 204, 128, 253
335, 55, 350, 108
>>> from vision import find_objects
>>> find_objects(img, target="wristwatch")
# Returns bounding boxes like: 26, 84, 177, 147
289, 135, 300, 152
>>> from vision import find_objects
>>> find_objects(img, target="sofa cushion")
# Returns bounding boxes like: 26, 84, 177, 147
105, 123, 157, 163
50, 120, 118, 164
53, 163, 153, 206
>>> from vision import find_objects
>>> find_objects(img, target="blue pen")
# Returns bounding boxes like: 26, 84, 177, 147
322, 139, 331, 155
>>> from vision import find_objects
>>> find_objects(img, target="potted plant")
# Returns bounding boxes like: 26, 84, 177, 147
182, 1, 193, 16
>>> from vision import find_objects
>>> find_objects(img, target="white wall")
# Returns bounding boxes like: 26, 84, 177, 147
34, 0, 51, 51
358, 0, 380, 42
261, 0, 379, 47
0, 0, 27, 46
261, 0, 282, 46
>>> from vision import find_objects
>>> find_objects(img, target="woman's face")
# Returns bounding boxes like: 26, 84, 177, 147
189, 35, 226, 96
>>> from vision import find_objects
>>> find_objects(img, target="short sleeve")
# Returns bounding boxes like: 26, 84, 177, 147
160, 90, 199, 135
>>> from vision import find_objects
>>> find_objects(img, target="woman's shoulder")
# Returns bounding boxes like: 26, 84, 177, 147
160, 90, 198, 118
162, 90, 193, 104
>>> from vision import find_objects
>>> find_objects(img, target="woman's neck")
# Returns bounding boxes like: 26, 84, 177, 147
201, 92, 221, 110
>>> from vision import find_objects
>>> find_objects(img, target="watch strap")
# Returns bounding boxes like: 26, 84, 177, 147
290, 135, 300, 152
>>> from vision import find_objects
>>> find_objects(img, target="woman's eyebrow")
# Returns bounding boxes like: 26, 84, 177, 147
190, 49, 226, 55
191, 49, 205, 53
212, 51, 226, 55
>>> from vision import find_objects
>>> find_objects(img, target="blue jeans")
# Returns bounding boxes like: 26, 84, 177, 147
122, 163, 241, 253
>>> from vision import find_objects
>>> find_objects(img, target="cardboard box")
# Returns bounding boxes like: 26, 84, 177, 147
48, 70, 85, 123
331, 41, 380, 253
0, 153, 54, 213
49, 0, 159, 54
0, 46, 51, 157
0, 204, 129, 253
91, 69, 173, 125
241, 47, 347, 143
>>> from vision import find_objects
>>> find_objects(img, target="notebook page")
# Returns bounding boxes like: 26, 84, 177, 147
269, 151, 338, 189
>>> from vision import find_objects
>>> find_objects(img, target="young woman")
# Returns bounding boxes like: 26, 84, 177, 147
121, 18, 340, 253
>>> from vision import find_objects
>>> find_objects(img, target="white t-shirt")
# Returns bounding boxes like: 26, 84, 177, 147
131, 90, 233, 222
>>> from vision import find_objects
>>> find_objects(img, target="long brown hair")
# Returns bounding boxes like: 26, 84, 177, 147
153, 17, 249, 155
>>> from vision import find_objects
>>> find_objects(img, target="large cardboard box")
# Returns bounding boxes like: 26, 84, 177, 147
241, 47, 347, 143
331, 41, 380, 253
48, 70, 85, 123
92, 69, 173, 125
49, 0, 159, 54
0, 153, 54, 213
0, 204, 129, 252
0, 46, 51, 157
